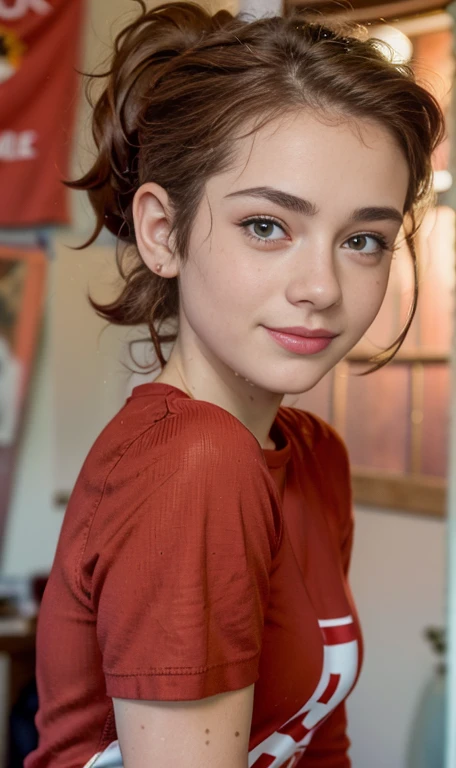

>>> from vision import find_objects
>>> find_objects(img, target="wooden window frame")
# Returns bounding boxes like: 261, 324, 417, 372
342, 350, 449, 517
53, 6, 453, 520
284, 1, 454, 518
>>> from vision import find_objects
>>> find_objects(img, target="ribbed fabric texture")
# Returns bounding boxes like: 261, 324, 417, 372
26, 383, 362, 768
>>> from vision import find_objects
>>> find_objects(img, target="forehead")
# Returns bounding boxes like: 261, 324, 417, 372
208, 110, 409, 211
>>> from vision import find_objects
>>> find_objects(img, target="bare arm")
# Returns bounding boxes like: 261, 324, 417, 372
113, 683, 255, 768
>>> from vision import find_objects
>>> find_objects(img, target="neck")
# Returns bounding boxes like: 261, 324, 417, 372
154, 340, 284, 450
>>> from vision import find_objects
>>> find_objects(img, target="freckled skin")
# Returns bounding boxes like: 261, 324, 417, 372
173, 112, 408, 402
141, 111, 409, 449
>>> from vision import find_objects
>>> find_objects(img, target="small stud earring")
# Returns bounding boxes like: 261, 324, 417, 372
155, 264, 163, 273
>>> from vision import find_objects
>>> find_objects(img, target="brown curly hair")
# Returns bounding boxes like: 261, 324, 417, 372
69, 1, 445, 371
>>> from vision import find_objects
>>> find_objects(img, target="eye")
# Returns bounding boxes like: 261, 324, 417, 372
343, 233, 389, 255
240, 216, 288, 244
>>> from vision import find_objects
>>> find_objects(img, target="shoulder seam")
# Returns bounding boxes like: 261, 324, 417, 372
167, 396, 265, 457
74, 407, 173, 602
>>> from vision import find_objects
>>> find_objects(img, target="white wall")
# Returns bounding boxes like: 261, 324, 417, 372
3, 0, 158, 575
2, 235, 130, 575
2, 307, 59, 575
348, 507, 446, 768
1, 2, 448, 768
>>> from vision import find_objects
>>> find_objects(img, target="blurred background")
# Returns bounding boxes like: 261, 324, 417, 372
0, 0, 454, 766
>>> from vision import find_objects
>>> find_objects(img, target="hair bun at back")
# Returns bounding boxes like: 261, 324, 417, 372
68, 2, 235, 245
68, 1, 444, 374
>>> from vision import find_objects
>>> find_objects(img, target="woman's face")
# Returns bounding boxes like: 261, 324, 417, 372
175, 110, 409, 396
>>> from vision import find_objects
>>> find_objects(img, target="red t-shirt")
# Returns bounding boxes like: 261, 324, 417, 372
26, 383, 363, 768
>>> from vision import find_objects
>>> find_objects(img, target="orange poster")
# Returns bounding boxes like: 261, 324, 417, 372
0, 0, 85, 226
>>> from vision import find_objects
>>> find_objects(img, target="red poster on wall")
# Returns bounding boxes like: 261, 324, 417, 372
0, 0, 85, 226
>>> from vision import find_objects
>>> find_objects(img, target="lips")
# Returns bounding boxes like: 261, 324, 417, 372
264, 326, 339, 356
266, 326, 338, 338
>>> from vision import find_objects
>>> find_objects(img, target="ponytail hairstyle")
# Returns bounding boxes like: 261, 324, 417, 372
70, 0, 445, 371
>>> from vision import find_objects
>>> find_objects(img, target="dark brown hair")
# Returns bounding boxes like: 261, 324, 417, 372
70, 1, 445, 371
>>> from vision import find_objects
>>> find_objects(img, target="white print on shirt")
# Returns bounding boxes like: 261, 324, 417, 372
83, 742, 123, 768
83, 616, 359, 768
0, 131, 38, 161
247, 616, 359, 768
0, 0, 51, 20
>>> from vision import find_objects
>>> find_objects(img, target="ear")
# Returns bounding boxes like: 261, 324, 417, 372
132, 182, 179, 278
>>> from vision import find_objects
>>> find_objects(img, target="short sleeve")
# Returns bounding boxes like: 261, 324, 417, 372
84, 405, 283, 702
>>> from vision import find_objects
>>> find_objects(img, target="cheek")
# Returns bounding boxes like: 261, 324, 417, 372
374, 262, 393, 305
178, 253, 246, 335
346, 263, 391, 324
184, 240, 265, 309
359, 275, 390, 324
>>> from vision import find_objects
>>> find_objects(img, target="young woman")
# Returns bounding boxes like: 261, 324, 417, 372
25, 3, 444, 767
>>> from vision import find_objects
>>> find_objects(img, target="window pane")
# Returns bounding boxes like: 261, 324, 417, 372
345, 364, 410, 473
416, 207, 455, 353
421, 365, 450, 478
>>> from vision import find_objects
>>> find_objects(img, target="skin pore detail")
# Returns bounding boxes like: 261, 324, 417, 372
135, 109, 409, 450
29, 5, 446, 766
224, 185, 404, 228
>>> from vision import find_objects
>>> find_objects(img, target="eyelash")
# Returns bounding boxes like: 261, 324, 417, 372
238, 215, 392, 255
239, 216, 289, 246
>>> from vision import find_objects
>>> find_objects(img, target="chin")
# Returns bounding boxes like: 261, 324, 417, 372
256, 360, 336, 397
279, 379, 327, 396
250, 374, 326, 399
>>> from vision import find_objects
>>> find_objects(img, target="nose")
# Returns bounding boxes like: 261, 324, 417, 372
285, 244, 343, 310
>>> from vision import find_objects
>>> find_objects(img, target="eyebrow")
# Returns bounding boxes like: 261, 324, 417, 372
225, 186, 317, 216
224, 186, 404, 225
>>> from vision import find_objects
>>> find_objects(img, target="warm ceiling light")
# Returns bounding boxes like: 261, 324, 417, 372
433, 170, 453, 193
239, 0, 282, 17
370, 24, 413, 64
